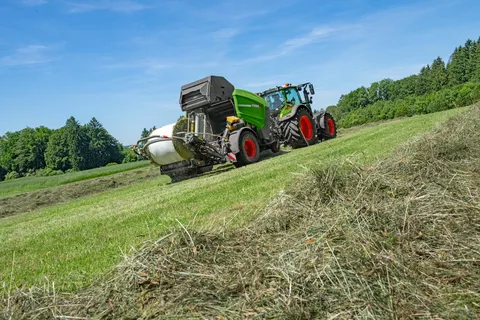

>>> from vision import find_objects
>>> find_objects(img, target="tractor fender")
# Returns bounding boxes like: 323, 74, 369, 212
278, 104, 312, 122
313, 110, 327, 129
228, 127, 258, 154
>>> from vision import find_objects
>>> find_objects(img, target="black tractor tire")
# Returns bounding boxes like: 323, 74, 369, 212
234, 131, 261, 168
281, 108, 318, 149
270, 140, 281, 153
321, 113, 337, 140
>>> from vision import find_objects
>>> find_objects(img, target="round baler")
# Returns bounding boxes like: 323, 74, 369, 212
134, 76, 279, 182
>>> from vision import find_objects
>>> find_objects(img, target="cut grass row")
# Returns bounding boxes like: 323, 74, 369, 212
0, 108, 465, 292
0, 165, 167, 218
0, 160, 149, 199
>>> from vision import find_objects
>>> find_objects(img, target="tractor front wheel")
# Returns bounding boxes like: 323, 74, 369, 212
234, 131, 260, 168
282, 108, 318, 149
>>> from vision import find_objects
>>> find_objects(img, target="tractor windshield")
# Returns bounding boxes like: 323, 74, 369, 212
285, 88, 302, 105
264, 92, 285, 111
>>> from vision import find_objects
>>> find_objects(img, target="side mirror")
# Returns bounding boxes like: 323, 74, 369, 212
309, 83, 315, 95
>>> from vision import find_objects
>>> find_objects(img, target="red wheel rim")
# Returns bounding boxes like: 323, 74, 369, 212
244, 138, 257, 159
327, 118, 335, 135
299, 116, 313, 140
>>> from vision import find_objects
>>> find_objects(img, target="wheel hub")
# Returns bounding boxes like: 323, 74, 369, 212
244, 138, 257, 159
327, 118, 335, 135
299, 116, 313, 140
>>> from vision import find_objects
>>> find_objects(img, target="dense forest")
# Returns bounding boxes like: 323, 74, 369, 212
0, 117, 145, 181
327, 37, 480, 127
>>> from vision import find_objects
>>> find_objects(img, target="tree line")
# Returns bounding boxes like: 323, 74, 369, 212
327, 37, 480, 128
0, 117, 142, 181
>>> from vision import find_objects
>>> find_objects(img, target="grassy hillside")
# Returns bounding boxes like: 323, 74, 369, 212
0, 165, 167, 218
0, 108, 465, 293
3, 105, 479, 320
0, 160, 149, 199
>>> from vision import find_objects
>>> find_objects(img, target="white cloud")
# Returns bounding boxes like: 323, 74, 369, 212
0, 45, 52, 67
212, 28, 242, 41
242, 80, 279, 89
241, 26, 337, 64
102, 59, 174, 75
283, 27, 335, 52
19, 0, 47, 6
64, 2, 98, 13
65, 0, 149, 13
231, 9, 269, 20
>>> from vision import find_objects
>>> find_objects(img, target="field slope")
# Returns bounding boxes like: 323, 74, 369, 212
0, 165, 167, 218
0, 108, 465, 293
0, 160, 149, 199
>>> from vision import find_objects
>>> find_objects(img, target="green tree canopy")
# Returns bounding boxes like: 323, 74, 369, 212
0, 116, 128, 181
45, 127, 71, 171
64, 116, 90, 171
430, 57, 447, 91
85, 117, 123, 168
330, 37, 480, 124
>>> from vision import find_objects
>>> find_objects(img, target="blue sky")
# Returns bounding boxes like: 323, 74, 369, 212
0, 0, 479, 145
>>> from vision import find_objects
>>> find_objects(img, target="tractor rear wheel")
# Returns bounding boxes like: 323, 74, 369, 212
282, 108, 318, 149
321, 113, 337, 140
234, 131, 260, 168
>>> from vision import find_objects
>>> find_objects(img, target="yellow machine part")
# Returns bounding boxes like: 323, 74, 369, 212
226, 116, 240, 124
226, 116, 240, 131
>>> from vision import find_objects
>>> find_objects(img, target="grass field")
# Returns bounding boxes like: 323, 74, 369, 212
0, 165, 167, 218
0, 160, 149, 199
0, 108, 465, 292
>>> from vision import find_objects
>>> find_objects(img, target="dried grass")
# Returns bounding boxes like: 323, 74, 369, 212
0, 166, 161, 218
2, 105, 480, 319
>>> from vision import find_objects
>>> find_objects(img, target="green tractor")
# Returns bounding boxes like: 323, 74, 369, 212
134, 76, 337, 182
259, 83, 337, 149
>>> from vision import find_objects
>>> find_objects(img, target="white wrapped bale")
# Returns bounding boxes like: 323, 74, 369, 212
147, 123, 191, 166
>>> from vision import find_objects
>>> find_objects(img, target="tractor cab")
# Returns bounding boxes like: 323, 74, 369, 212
259, 83, 315, 116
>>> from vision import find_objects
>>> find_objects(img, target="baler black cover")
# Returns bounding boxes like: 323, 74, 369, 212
179, 76, 235, 111
179, 76, 236, 134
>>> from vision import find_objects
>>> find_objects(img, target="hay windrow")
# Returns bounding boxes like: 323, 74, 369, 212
2, 105, 480, 319
0, 166, 162, 218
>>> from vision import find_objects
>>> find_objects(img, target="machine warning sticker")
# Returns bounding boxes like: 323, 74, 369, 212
227, 152, 237, 162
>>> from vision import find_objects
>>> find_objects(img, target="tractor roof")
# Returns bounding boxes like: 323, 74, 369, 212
257, 82, 311, 96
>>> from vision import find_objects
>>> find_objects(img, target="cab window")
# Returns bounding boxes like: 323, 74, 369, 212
264, 92, 285, 111
285, 88, 301, 105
